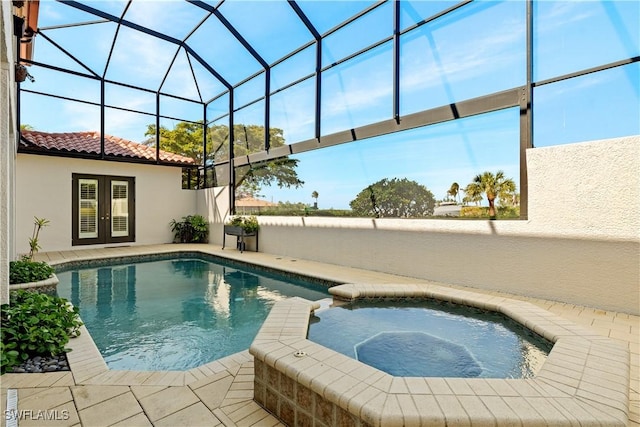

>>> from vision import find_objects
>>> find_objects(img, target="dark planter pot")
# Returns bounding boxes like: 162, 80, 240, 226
224, 225, 256, 237
223, 226, 258, 252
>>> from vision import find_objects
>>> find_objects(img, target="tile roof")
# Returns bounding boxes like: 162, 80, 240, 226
20, 130, 195, 165
235, 197, 278, 207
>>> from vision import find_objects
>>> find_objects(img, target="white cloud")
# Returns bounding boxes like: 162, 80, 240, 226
400, 19, 525, 95
539, 2, 594, 32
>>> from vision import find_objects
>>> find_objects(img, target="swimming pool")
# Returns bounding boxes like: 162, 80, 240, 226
56, 254, 330, 371
308, 299, 552, 378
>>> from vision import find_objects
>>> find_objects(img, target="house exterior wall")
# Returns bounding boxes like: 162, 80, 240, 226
15, 154, 197, 254
1, 2, 18, 304
209, 136, 639, 314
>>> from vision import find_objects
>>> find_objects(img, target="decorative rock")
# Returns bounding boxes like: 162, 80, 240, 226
10, 353, 70, 373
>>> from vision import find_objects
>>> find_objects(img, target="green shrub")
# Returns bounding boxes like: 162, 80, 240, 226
170, 214, 209, 243
1, 290, 83, 374
497, 205, 520, 218
226, 215, 260, 233
9, 259, 55, 284
460, 206, 520, 219
460, 206, 487, 218
227, 215, 245, 227
253, 208, 357, 217
302, 209, 356, 217
1, 340, 19, 373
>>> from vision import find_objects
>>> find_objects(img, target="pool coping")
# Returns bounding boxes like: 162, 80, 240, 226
60, 322, 254, 388
250, 284, 630, 426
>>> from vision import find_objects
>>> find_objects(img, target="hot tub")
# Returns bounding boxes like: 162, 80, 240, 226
249, 284, 630, 426
307, 299, 552, 379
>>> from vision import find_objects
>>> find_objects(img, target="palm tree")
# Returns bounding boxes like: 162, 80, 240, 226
311, 191, 319, 209
465, 171, 516, 219
462, 192, 482, 206
447, 182, 460, 203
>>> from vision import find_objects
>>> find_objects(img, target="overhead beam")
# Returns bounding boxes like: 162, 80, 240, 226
289, 0, 322, 140
233, 88, 521, 167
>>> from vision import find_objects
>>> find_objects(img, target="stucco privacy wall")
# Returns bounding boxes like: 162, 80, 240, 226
198, 185, 230, 245
0, 1, 18, 304
15, 154, 196, 254
527, 135, 640, 238
210, 136, 639, 314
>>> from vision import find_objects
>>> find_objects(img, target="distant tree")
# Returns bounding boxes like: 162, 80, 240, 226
464, 171, 516, 219
498, 190, 520, 207
447, 182, 460, 203
350, 178, 435, 218
207, 123, 285, 163
235, 178, 262, 199
20, 124, 34, 131
278, 201, 307, 210
311, 191, 319, 209
462, 192, 482, 206
145, 121, 205, 164
235, 157, 304, 197
145, 121, 303, 192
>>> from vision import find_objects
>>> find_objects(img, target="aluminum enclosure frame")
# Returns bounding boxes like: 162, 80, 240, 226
15, 0, 640, 218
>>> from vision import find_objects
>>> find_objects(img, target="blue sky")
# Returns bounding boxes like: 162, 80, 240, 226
21, 0, 640, 209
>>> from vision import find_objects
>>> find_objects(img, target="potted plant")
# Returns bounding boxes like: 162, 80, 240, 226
224, 215, 259, 235
223, 216, 260, 252
170, 214, 209, 243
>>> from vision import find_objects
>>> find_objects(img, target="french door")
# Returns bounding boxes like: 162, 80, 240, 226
72, 174, 135, 246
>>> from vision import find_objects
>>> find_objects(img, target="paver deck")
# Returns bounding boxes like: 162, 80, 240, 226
2, 244, 638, 426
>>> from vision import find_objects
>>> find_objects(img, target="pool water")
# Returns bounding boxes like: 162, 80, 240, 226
56, 256, 329, 371
307, 300, 553, 378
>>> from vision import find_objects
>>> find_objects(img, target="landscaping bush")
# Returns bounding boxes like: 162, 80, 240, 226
497, 205, 520, 218
9, 259, 54, 284
460, 206, 520, 219
256, 208, 356, 217
460, 206, 487, 218
170, 214, 210, 243
1, 290, 83, 374
226, 215, 260, 233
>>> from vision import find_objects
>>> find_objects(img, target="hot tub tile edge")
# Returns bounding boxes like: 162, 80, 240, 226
251, 286, 631, 426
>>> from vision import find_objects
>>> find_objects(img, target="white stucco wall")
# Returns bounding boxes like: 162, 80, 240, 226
210, 136, 639, 314
197, 185, 230, 247
1, 2, 17, 304
15, 154, 197, 253
527, 136, 640, 239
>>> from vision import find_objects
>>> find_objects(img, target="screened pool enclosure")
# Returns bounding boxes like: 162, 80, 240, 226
16, 0, 640, 217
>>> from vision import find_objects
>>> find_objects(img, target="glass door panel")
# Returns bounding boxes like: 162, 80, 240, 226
111, 180, 129, 238
79, 178, 99, 239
